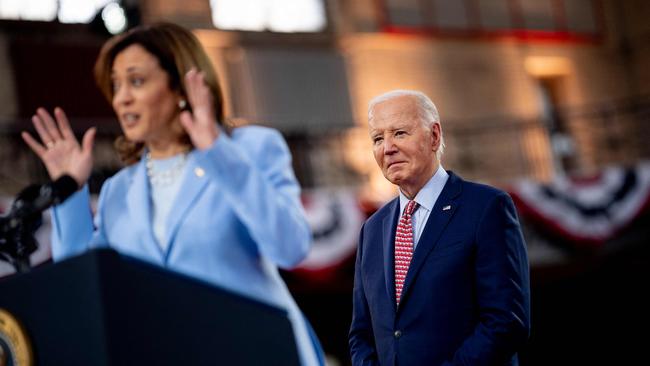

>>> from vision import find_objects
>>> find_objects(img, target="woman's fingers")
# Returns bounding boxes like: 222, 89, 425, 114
31, 107, 81, 149
23, 108, 96, 183
32, 114, 55, 146
179, 110, 194, 133
184, 69, 213, 121
37, 107, 63, 140
21, 131, 47, 157
194, 74, 209, 108
196, 72, 210, 106
181, 69, 219, 150
81, 127, 96, 155
184, 69, 207, 109
54, 107, 75, 140
184, 69, 198, 106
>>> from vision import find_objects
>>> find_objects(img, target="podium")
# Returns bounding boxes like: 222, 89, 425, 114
0, 248, 300, 365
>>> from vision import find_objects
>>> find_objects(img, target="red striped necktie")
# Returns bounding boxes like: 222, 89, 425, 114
395, 200, 418, 305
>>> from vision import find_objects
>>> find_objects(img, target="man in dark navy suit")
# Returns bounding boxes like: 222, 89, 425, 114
349, 90, 530, 366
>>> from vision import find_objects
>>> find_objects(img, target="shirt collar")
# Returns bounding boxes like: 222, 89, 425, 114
399, 165, 449, 214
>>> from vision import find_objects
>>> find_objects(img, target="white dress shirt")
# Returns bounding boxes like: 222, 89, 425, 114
398, 165, 449, 249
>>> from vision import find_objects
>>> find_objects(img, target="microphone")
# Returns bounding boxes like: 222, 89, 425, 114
0, 175, 79, 273
1, 175, 79, 232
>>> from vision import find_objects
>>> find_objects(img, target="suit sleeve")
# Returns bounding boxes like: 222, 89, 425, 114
50, 180, 112, 260
193, 127, 311, 269
445, 193, 531, 366
349, 223, 380, 366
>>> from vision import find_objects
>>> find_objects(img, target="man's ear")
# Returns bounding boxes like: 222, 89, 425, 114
430, 123, 441, 150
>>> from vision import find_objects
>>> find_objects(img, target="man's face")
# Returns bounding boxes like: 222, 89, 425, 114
369, 95, 441, 197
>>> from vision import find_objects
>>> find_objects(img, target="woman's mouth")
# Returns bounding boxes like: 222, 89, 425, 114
121, 113, 140, 127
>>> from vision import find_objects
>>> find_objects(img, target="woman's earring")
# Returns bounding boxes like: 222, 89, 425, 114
178, 100, 187, 110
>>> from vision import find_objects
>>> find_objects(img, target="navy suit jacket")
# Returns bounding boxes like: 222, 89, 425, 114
349, 172, 530, 366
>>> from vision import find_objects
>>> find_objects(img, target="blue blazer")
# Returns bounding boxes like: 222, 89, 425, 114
349, 172, 530, 366
50, 126, 320, 366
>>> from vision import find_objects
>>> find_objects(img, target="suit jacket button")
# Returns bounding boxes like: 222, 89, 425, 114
394, 330, 402, 338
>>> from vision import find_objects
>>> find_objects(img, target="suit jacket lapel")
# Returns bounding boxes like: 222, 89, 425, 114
163, 153, 210, 262
399, 172, 463, 306
126, 159, 161, 257
382, 198, 400, 312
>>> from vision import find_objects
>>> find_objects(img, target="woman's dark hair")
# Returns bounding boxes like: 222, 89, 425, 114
94, 22, 225, 164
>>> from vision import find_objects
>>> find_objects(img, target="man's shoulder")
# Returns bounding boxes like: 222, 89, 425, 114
461, 178, 505, 196
452, 172, 510, 204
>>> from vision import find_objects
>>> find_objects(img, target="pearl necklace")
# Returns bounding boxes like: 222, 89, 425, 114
145, 152, 187, 187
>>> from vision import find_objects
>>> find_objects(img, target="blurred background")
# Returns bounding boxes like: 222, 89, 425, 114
0, 0, 649, 365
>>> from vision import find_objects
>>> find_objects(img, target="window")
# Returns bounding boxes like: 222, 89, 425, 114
380, 0, 602, 41
477, 0, 511, 29
0, 0, 114, 24
210, 0, 326, 32
519, 0, 556, 30
432, 0, 468, 29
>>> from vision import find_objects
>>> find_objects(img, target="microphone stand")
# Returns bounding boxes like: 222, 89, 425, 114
0, 230, 38, 274
0, 175, 79, 274
0, 201, 41, 274
0, 237, 34, 274
0, 184, 43, 273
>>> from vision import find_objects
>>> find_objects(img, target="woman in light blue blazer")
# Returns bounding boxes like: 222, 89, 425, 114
22, 23, 321, 366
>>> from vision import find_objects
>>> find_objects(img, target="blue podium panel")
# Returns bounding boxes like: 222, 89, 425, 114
0, 248, 300, 366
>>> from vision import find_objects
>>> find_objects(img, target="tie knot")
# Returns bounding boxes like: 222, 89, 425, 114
404, 200, 418, 215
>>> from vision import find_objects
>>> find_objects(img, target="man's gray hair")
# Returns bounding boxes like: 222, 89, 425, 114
368, 89, 445, 159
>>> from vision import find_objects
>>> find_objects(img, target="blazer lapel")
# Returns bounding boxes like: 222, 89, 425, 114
400, 172, 463, 306
382, 198, 400, 312
126, 159, 161, 258
162, 153, 210, 262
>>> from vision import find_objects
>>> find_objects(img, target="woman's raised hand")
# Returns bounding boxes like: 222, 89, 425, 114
21, 107, 96, 187
179, 69, 220, 150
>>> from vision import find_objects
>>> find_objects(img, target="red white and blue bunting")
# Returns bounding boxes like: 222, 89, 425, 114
296, 188, 365, 278
509, 161, 650, 246
4, 162, 650, 277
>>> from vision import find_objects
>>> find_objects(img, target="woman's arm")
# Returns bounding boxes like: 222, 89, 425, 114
193, 127, 311, 269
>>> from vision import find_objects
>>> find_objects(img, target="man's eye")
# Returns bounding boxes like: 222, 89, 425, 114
373, 137, 383, 144
395, 130, 406, 136
131, 78, 144, 86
